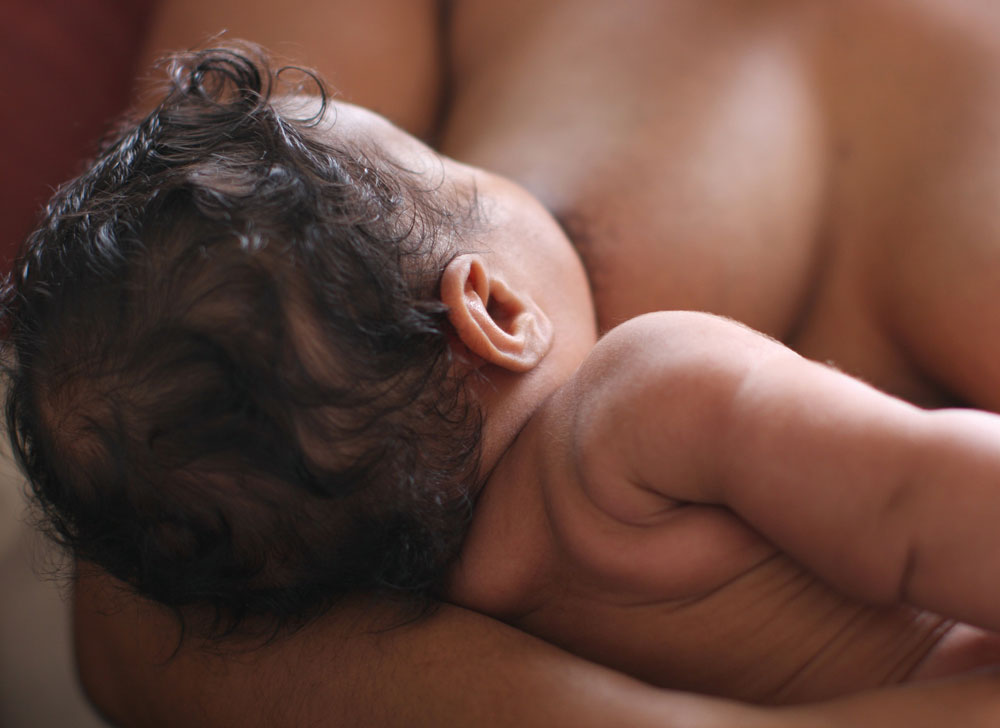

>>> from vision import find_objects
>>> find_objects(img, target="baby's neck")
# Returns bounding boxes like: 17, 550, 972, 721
468, 362, 568, 481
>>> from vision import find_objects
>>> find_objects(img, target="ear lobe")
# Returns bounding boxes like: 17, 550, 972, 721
441, 254, 553, 373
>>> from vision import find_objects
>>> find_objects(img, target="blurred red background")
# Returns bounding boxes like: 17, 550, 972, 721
0, 0, 155, 275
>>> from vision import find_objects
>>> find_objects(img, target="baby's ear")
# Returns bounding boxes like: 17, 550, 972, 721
440, 254, 552, 373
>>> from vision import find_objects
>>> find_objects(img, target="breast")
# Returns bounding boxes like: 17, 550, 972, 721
442, 0, 830, 339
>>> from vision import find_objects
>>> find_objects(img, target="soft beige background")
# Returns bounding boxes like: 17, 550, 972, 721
0, 437, 108, 727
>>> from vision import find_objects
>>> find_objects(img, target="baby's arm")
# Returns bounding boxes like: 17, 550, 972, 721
574, 311, 1000, 631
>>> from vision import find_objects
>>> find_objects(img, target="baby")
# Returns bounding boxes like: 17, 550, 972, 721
8, 48, 1000, 705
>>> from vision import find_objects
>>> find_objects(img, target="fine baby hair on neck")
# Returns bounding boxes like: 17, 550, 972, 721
2, 43, 486, 639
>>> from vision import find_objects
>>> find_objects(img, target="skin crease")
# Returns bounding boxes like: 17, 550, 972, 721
69, 0, 1000, 725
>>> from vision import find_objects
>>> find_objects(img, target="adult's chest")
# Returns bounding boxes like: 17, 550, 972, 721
442, 0, 831, 339
442, 0, 1000, 405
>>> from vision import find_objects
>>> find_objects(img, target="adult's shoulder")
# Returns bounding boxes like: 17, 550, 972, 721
138, 0, 445, 139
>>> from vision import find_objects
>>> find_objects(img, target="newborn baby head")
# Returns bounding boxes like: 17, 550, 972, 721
4, 46, 592, 635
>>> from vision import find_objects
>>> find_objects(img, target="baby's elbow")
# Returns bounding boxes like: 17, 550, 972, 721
846, 485, 925, 608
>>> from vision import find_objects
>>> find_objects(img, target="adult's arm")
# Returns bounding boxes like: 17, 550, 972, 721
136, 0, 445, 139
74, 564, 753, 728
74, 564, 1000, 728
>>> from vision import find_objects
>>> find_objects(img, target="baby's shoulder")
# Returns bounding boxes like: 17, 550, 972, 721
537, 311, 790, 525
494, 313, 775, 600
449, 312, 778, 613
578, 310, 774, 380
562, 311, 776, 436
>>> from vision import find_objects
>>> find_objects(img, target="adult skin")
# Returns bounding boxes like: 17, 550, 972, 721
73, 568, 1000, 727
440, 0, 1000, 411
76, 0, 1000, 724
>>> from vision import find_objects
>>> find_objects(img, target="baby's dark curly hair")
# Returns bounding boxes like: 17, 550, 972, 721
2, 45, 483, 637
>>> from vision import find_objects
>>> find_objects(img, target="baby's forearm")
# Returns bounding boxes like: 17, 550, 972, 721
881, 407, 1000, 629
719, 348, 1000, 631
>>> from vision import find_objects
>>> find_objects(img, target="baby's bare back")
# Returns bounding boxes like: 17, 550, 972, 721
442, 0, 1000, 410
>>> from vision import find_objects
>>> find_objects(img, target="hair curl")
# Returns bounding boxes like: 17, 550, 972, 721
2, 45, 483, 637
